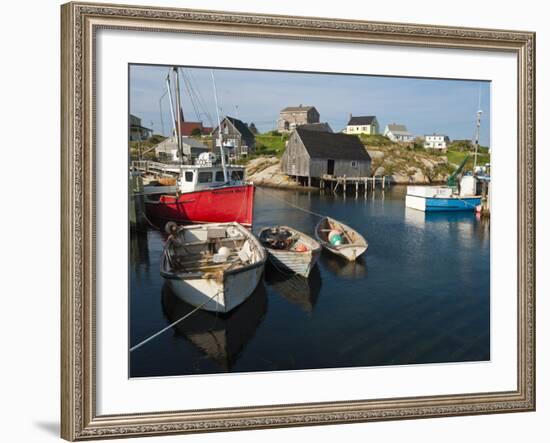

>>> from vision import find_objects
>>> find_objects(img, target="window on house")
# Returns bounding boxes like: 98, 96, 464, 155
351, 161, 357, 167
198, 171, 213, 183
185, 171, 194, 182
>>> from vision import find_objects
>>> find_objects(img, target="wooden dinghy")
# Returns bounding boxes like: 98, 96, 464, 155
160, 222, 266, 314
258, 226, 321, 277
314, 217, 367, 261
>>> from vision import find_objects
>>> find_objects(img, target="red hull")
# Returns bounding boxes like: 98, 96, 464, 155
145, 184, 255, 227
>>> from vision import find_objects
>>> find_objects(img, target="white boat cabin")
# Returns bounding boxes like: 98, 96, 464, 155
176, 164, 245, 193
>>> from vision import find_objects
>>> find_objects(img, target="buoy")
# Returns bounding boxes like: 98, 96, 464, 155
329, 234, 343, 246
165, 221, 178, 235
217, 246, 230, 256
328, 229, 343, 242
295, 243, 308, 252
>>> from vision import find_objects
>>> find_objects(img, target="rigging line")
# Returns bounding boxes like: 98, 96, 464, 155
129, 292, 219, 353
187, 70, 214, 127
183, 71, 204, 119
256, 187, 326, 219
182, 68, 212, 127
179, 68, 201, 123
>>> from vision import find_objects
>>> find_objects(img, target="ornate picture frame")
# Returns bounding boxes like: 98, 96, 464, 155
61, 1, 535, 440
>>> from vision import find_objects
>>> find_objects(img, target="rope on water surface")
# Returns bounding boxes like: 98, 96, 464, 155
257, 187, 327, 219
129, 291, 220, 353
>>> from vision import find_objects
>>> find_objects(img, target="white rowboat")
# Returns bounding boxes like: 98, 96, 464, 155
160, 222, 266, 314
258, 226, 321, 277
314, 217, 367, 261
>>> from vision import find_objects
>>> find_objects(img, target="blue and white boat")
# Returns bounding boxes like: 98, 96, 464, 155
405, 183, 481, 212
407, 106, 489, 213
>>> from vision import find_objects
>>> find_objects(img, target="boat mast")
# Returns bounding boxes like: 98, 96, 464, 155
211, 70, 229, 183
473, 109, 482, 172
173, 67, 184, 164
165, 71, 177, 144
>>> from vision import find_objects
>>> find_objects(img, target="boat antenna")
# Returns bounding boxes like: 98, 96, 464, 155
211, 70, 229, 182
174, 67, 184, 164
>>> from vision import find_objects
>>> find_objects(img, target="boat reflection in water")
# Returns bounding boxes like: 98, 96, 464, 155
161, 282, 268, 372
404, 207, 489, 244
319, 253, 367, 279
264, 263, 322, 313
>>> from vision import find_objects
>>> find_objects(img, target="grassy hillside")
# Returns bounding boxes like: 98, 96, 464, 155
358, 134, 396, 147
446, 149, 490, 170
254, 133, 289, 157
129, 135, 167, 160
360, 135, 490, 183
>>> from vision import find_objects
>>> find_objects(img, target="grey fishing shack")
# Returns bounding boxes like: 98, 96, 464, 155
281, 126, 371, 181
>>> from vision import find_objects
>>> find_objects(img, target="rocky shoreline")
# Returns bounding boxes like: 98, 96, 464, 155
245, 152, 450, 189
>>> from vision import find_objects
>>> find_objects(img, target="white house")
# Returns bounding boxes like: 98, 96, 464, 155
343, 115, 379, 135
154, 136, 210, 163
384, 124, 413, 143
424, 134, 450, 151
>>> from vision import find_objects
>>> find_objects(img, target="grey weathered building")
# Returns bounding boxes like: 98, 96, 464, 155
211, 116, 256, 159
129, 114, 152, 141
277, 105, 320, 133
281, 127, 371, 180
298, 122, 333, 133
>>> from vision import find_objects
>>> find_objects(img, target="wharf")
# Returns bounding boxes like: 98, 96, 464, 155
289, 174, 389, 195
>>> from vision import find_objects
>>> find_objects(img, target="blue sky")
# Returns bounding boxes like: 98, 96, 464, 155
130, 64, 491, 146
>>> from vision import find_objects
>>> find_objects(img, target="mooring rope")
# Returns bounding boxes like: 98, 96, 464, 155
129, 292, 220, 353
453, 194, 480, 209
257, 187, 327, 219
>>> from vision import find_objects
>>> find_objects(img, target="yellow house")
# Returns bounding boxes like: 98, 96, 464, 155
343, 115, 379, 135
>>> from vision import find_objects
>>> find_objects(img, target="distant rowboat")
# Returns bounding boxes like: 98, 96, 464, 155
314, 217, 367, 261
160, 222, 266, 314
258, 226, 321, 278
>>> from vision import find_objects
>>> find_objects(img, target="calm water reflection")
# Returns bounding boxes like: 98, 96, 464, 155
130, 186, 490, 377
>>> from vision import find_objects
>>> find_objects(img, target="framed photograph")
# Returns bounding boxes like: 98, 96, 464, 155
61, 1, 536, 440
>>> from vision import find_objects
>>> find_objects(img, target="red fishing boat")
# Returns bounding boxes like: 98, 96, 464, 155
143, 67, 255, 227
144, 162, 254, 227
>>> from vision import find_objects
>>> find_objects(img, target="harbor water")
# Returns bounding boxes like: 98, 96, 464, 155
130, 185, 490, 377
